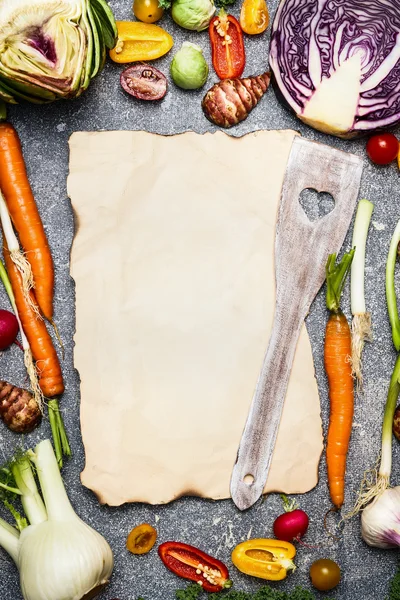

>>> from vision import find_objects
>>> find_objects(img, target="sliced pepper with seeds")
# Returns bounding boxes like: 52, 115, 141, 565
231, 538, 296, 581
109, 21, 173, 63
209, 9, 245, 79
158, 541, 232, 592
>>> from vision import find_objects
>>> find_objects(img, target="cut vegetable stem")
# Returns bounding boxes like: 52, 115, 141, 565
31, 440, 74, 521
380, 354, 400, 480
0, 516, 19, 564
386, 218, 400, 352
351, 199, 374, 315
350, 198, 374, 387
11, 456, 47, 526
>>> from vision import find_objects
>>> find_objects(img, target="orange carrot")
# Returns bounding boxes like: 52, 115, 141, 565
324, 250, 355, 509
3, 243, 63, 398
0, 122, 54, 320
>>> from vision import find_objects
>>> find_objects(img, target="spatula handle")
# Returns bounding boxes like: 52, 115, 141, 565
230, 297, 305, 511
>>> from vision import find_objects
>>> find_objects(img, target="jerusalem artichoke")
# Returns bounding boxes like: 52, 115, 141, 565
0, 381, 41, 433
202, 71, 271, 128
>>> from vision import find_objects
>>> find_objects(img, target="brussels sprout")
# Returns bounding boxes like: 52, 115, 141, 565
171, 0, 215, 31
170, 43, 209, 90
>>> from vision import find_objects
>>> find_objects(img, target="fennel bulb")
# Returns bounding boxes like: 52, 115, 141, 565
0, 440, 114, 600
0, 0, 117, 104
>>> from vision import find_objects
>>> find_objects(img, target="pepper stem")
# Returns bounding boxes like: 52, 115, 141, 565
326, 249, 355, 313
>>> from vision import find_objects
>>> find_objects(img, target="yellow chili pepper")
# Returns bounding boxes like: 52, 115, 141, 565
231, 539, 296, 581
109, 21, 173, 63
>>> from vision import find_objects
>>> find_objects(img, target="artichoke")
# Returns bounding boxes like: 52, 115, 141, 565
0, 0, 117, 104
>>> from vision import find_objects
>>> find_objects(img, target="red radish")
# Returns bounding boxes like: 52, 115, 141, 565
273, 495, 309, 542
0, 309, 19, 350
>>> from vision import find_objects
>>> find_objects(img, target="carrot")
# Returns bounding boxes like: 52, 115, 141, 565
324, 249, 355, 509
0, 122, 54, 320
3, 242, 63, 398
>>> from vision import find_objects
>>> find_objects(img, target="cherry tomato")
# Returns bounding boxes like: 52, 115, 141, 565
240, 0, 269, 35
310, 559, 341, 591
366, 133, 399, 165
133, 0, 164, 23
126, 523, 157, 554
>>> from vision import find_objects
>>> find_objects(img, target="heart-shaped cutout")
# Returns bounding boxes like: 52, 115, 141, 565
299, 188, 335, 222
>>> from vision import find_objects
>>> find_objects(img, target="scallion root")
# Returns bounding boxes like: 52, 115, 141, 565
23, 348, 44, 414
351, 312, 373, 390
9, 249, 40, 317
345, 467, 388, 519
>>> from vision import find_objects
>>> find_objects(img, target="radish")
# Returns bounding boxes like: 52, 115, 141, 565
273, 495, 309, 543
0, 309, 19, 350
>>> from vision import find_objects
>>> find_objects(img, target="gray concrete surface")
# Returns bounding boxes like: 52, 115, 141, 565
0, 0, 399, 598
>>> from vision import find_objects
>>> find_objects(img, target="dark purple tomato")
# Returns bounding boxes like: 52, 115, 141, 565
120, 64, 167, 101
366, 133, 399, 165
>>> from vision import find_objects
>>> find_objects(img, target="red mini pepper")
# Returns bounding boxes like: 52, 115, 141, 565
158, 541, 232, 593
209, 10, 246, 79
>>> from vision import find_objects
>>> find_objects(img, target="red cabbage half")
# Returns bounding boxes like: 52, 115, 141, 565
269, 0, 400, 138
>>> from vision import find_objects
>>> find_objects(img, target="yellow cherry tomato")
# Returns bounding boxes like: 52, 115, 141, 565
133, 0, 164, 24
240, 0, 269, 35
109, 21, 173, 63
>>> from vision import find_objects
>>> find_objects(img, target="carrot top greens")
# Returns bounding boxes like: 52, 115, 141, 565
326, 249, 355, 313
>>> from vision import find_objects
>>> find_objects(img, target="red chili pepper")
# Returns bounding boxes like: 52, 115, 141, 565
209, 9, 246, 80
158, 541, 232, 593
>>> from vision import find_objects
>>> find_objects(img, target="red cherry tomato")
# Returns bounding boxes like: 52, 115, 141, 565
366, 133, 399, 165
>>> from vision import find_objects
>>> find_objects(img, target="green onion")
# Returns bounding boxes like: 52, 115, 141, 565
349, 217, 400, 518
350, 199, 374, 388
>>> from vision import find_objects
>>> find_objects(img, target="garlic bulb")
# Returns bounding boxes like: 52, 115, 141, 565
361, 487, 400, 549
0, 440, 114, 600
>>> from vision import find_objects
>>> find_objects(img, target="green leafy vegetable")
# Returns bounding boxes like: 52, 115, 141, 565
387, 563, 400, 600
170, 42, 209, 90
171, 0, 215, 31
214, 0, 236, 8
176, 585, 203, 599
175, 584, 335, 600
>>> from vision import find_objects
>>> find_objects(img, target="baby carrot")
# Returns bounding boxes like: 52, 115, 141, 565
324, 250, 355, 509
0, 122, 54, 320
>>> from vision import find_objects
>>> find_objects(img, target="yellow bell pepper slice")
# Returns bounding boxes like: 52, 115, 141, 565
109, 21, 173, 63
231, 539, 296, 581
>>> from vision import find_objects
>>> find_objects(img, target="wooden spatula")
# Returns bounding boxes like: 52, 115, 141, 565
230, 136, 363, 511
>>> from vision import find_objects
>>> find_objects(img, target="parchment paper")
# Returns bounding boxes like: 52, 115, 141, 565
68, 129, 323, 506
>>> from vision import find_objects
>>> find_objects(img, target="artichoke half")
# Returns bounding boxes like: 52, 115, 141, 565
0, 0, 117, 103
